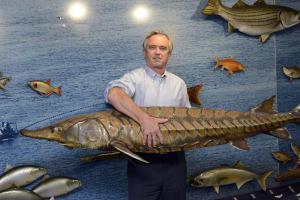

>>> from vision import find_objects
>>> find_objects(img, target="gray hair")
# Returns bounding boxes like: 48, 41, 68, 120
143, 30, 173, 54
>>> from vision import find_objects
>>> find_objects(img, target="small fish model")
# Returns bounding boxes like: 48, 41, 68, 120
20, 96, 300, 163
187, 85, 204, 105
215, 56, 245, 75
32, 175, 82, 198
272, 151, 294, 165
0, 77, 12, 91
202, 0, 300, 42
0, 188, 44, 200
28, 79, 61, 97
291, 143, 300, 167
188, 161, 273, 193
283, 65, 300, 82
0, 164, 47, 191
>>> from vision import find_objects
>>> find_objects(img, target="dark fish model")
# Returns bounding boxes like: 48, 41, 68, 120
188, 161, 273, 193
20, 96, 300, 163
0, 165, 47, 191
202, 0, 300, 42
283, 65, 300, 82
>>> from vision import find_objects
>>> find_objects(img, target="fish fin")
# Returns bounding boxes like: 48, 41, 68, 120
37, 92, 42, 95
249, 96, 276, 114
235, 161, 253, 171
236, 180, 249, 189
8, 184, 18, 189
46, 79, 51, 84
228, 139, 250, 150
110, 140, 149, 163
257, 170, 273, 191
233, 0, 249, 8
264, 127, 292, 140
215, 56, 221, 68
55, 86, 62, 96
0, 82, 6, 90
79, 151, 124, 162
291, 156, 294, 164
259, 33, 271, 42
213, 185, 220, 193
202, 0, 221, 15
50, 197, 55, 200
289, 77, 293, 82
41, 174, 51, 182
4, 164, 13, 172
187, 85, 204, 105
46, 92, 53, 97
228, 22, 237, 33
291, 104, 300, 124
223, 56, 234, 61
253, 0, 267, 6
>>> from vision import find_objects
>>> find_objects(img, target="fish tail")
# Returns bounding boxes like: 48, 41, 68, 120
187, 85, 204, 105
257, 170, 273, 191
291, 156, 294, 164
201, 0, 221, 15
291, 103, 300, 125
55, 86, 62, 96
215, 56, 221, 69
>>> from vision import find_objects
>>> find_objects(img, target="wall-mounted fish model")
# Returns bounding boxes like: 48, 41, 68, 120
28, 79, 61, 97
272, 150, 294, 165
215, 56, 245, 75
187, 161, 273, 193
202, 0, 300, 42
0, 77, 12, 91
20, 96, 300, 163
283, 65, 300, 82
0, 164, 47, 191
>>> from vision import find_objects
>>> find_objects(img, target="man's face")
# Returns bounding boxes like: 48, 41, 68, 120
143, 35, 171, 72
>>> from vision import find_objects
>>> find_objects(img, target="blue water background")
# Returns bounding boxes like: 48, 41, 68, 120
0, 0, 299, 199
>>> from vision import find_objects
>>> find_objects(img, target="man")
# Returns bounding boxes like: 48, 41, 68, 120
104, 30, 191, 200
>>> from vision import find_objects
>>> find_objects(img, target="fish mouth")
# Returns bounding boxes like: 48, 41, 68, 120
191, 181, 203, 187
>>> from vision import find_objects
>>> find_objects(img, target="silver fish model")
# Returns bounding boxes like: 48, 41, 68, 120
32, 176, 82, 198
0, 164, 47, 191
0, 188, 44, 200
283, 65, 300, 82
202, 0, 300, 42
20, 96, 300, 163
188, 161, 273, 193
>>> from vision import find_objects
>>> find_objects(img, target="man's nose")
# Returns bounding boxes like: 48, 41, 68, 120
154, 47, 161, 54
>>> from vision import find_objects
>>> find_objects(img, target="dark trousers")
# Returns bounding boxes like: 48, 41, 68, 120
127, 151, 187, 200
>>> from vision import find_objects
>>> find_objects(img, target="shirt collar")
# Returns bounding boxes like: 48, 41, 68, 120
144, 65, 167, 79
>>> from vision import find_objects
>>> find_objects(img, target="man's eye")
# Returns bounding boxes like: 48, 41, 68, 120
149, 46, 156, 50
160, 47, 167, 51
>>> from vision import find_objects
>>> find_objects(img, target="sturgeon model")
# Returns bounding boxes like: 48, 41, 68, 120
202, 0, 300, 42
20, 96, 300, 163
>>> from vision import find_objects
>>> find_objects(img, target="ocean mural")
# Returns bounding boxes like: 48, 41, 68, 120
0, 0, 299, 199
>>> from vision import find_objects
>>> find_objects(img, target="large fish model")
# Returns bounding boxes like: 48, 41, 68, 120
0, 164, 47, 191
187, 161, 273, 193
20, 96, 300, 163
283, 65, 300, 82
202, 0, 300, 42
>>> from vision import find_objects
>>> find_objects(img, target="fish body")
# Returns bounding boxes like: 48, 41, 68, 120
0, 165, 47, 191
0, 77, 12, 91
272, 150, 294, 164
190, 161, 273, 193
283, 65, 300, 82
202, 0, 300, 42
32, 176, 82, 198
28, 79, 61, 97
215, 56, 245, 75
20, 96, 300, 163
291, 143, 300, 166
0, 188, 44, 200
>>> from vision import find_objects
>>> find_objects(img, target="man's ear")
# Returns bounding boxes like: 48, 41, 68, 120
142, 49, 146, 58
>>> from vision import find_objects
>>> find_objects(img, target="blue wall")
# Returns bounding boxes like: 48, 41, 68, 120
0, 0, 299, 199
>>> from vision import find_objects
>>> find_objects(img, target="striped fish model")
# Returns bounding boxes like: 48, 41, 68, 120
202, 0, 300, 42
20, 96, 300, 163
